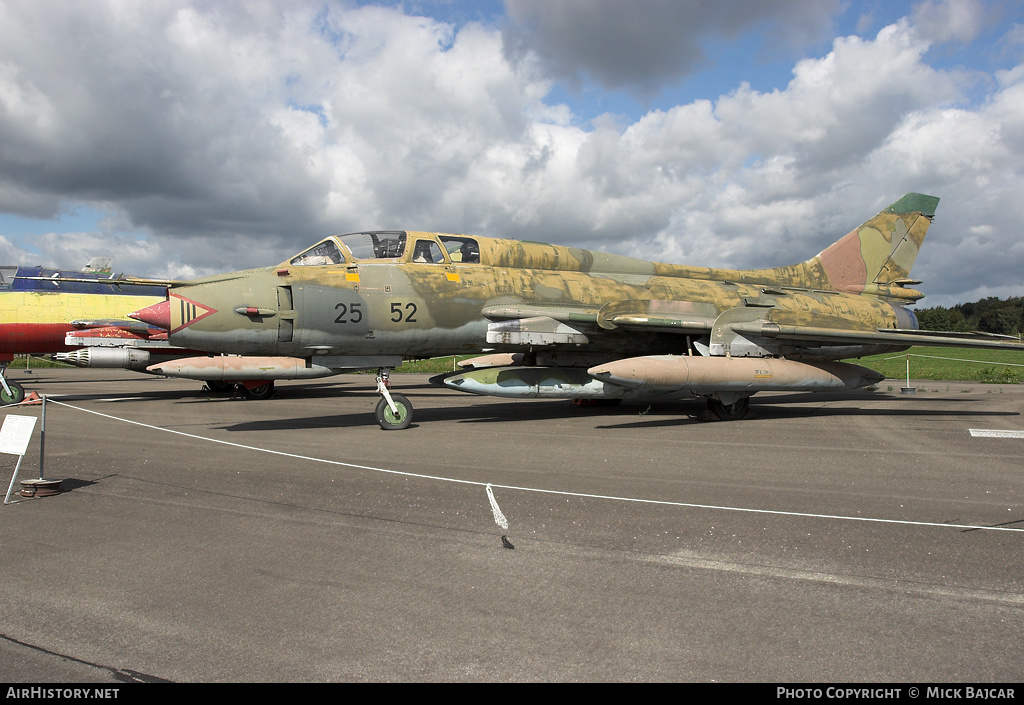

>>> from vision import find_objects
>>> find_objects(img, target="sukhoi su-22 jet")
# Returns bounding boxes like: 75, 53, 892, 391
130, 193, 1024, 429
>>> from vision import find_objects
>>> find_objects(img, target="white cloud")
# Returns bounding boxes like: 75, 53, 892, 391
911, 0, 988, 44
0, 0, 1021, 306
0, 234, 36, 267
501, 0, 842, 94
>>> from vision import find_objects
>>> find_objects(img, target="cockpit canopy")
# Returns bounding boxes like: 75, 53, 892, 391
286, 231, 480, 267
288, 239, 345, 267
339, 231, 407, 259
437, 235, 479, 263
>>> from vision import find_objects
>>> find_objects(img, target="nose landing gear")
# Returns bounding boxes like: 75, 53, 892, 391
374, 368, 413, 430
0, 364, 26, 405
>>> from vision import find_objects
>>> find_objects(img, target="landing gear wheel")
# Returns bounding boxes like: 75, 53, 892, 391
707, 396, 750, 421
204, 380, 234, 393
242, 382, 275, 400
570, 398, 623, 407
0, 381, 26, 405
375, 393, 413, 430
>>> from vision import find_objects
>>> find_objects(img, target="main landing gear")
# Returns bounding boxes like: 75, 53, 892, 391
374, 368, 412, 430
706, 395, 751, 421
240, 381, 275, 400
202, 379, 276, 400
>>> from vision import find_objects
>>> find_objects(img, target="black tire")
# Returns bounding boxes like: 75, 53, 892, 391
204, 380, 234, 393
570, 398, 622, 408
375, 393, 413, 430
0, 381, 25, 405
707, 396, 750, 421
242, 382, 275, 400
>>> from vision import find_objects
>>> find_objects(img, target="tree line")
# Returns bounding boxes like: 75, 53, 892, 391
915, 296, 1024, 336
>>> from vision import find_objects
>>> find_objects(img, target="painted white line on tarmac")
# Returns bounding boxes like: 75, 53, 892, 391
970, 429, 1024, 439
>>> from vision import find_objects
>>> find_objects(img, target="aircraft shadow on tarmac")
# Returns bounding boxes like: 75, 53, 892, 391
215, 399, 599, 432
24, 375, 1018, 430
592, 389, 1019, 429
214, 389, 1018, 433
595, 403, 1018, 430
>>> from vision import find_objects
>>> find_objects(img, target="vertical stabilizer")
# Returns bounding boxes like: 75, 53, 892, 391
814, 193, 938, 293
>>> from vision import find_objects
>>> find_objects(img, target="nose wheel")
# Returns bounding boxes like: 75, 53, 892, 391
0, 365, 26, 405
0, 379, 25, 405
375, 368, 413, 430
375, 393, 412, 430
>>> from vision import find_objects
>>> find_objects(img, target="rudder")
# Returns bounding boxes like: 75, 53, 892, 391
815, 193, 938, 293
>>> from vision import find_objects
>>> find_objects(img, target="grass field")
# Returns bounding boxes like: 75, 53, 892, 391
844, 347, 1024, 384
9, 355, 68, 369
395, 355, 479, 374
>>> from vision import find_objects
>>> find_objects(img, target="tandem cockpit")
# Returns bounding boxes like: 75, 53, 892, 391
286, 231, 481, 268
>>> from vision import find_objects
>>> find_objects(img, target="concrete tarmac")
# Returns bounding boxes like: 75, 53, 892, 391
1, 368, 1022, 682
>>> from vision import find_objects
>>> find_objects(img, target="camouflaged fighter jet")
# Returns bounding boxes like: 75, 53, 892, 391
130, 193, 1024, 429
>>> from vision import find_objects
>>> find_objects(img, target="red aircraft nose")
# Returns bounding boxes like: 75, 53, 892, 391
130, 300, 170, 330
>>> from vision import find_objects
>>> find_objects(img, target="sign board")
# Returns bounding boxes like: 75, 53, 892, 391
2, 414, 38, 505
0, 415, 36, 456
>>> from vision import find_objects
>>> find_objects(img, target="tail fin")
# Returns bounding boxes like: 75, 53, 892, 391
814, 193, 938, 295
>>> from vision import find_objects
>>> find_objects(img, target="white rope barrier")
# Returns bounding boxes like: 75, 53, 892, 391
31, 398, 1022, 534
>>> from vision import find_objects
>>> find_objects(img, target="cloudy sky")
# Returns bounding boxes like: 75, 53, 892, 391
1, 0, 1022, 307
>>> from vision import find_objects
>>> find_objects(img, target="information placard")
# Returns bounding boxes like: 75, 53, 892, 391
0, 415, 37, 456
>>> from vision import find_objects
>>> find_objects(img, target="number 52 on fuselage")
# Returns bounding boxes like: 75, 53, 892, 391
131, 194, 1024, 429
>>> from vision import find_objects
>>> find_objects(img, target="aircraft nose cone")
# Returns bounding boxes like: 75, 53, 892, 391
130, 300, 170, 330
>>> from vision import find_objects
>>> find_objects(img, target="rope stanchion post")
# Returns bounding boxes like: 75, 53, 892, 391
881, 351, 1024, 390
39, 394, 45, 480
901, 353, 915, 394
5, 395, 61, 500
